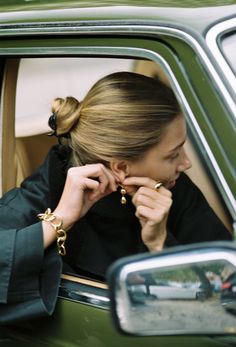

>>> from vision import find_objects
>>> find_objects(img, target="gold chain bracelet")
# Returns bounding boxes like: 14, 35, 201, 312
37, 208, 67, 256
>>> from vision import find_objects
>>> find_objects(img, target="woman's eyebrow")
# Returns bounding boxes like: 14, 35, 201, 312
167, 139, 186, 154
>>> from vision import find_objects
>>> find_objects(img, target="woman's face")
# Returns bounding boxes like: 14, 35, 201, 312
127, 115, 192, 189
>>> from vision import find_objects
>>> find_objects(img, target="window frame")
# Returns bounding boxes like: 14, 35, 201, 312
206, 17, 236, 102
0, 31, 235, 220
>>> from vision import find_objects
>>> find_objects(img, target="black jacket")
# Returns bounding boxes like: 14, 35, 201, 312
0, 145, 232, 323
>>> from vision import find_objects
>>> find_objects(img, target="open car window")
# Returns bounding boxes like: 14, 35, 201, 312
7, 56, 232, 285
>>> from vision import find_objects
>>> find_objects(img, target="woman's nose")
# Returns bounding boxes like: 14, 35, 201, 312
177, 150, 192, 172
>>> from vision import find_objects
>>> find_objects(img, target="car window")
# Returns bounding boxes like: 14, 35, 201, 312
12, 56, 233, 232
13, 57, 231, 235
1, 53, 232, 284
220, 31, 236, 76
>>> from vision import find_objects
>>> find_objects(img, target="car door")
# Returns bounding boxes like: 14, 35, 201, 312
0, 16, 235, 347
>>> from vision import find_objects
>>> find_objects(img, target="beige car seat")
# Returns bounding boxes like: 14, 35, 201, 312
0, 59, 20, 196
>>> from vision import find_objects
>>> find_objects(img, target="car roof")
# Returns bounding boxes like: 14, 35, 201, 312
1, 0, 236, 9
0, 0, 235, 35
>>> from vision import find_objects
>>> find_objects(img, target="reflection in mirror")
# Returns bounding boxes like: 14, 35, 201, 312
114, 254, 236, 335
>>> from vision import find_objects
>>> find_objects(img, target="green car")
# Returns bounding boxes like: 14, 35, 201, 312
0, 1, 235, 346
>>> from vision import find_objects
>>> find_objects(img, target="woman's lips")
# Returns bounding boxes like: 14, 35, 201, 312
168, 180, 176, 189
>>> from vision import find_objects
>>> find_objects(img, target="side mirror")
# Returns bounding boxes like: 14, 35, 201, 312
108, 242, 236, 336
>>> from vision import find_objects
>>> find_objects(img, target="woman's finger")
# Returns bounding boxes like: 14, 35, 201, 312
136, 204, 167, 223
69, 164, 117, 194
133, 192, 172, 210
123, 176, 156, 190
89, 164, 117, 193
77, 164, 109, 193
81, 178, 101, 200
133, 186, 172, 203
123, 176, 173, 199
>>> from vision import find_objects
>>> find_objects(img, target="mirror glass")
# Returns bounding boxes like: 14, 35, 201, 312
115, 258, 236, 335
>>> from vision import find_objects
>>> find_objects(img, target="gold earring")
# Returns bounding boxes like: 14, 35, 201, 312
120, 185, 127, 205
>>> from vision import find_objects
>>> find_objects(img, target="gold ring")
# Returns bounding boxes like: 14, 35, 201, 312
154, 182, 163, 190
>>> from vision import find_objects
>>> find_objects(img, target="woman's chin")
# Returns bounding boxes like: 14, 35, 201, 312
167, 180, 176, 189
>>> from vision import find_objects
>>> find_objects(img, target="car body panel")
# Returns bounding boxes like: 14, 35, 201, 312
0, 285, 233, 347
0, 1, 235, 346
0, 2, 235, 33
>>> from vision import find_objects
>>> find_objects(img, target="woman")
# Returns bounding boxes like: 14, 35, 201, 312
0, 72, 231, 323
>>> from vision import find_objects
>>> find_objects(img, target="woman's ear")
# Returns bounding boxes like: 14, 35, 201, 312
109, 160, 130, 183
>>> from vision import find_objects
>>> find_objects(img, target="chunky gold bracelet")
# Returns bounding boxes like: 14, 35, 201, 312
37, 208, 67, 256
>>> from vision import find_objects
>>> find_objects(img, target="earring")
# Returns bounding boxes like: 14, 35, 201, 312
120, 185, 127, 205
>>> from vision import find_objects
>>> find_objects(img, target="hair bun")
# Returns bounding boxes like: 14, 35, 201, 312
51, 96, 81, 136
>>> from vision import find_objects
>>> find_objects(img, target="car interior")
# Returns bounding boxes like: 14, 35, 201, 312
0, 56, 233, 284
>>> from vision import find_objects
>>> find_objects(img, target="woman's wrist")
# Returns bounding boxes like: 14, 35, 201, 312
52, 208, 74, 231
144, 230, 167, 252
38, 208, 72, 255
42, 220, 57, 248
146, 241, 165, 252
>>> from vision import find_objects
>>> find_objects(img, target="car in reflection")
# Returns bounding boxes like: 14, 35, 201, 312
221, 272, 236, 314
0, 0, 235, 346
150, 282, 209, 301
128, 277, 211, 304
129, 283, 207, 304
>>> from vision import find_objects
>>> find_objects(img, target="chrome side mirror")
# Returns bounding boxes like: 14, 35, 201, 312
108, 242, 236, 336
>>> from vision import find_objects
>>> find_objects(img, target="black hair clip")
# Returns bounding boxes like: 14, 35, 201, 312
48, 113, 70, 144
48, 112, 57, 136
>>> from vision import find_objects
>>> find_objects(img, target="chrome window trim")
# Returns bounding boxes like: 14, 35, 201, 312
59, 279, 110, 310
0, 104, 2, 197
119, 248, 236, 282
0, 23, 235, 218
206, 17, 236, 97
58, 288, 110, 310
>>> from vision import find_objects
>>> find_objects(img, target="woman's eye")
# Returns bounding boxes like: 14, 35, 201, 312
169, 153, 179, 161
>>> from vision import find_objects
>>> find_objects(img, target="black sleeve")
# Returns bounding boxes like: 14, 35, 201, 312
0, 146, 62, 324
165, 173, 232, 247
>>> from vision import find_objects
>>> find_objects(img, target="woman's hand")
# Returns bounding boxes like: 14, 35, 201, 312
123, 177, 172, 252
53, 164, 117, 231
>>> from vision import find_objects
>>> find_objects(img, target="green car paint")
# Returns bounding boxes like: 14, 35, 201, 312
0, 1, 235, 346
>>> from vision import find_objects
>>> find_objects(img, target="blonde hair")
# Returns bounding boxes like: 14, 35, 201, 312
51, 72, 180, 166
